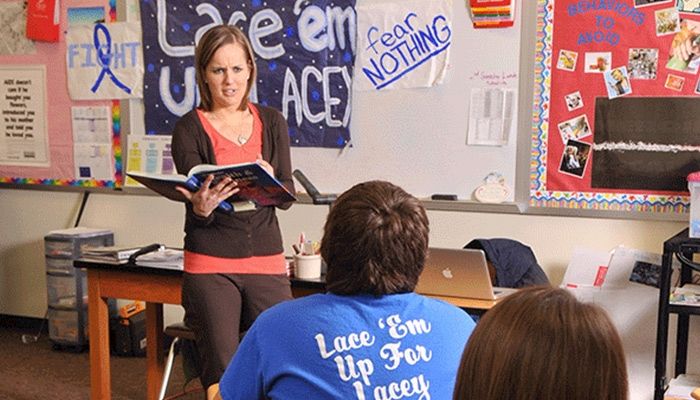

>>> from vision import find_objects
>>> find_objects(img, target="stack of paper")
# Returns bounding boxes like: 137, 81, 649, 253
469, 0, 515, 29
560, 247, 612, 289
670, 284, 700, 307
665, 374, 700, 399
136, 248, 183, 270
82, 246, 142, 261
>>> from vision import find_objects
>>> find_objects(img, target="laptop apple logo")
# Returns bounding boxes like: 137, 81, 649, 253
442, 267, 453, 279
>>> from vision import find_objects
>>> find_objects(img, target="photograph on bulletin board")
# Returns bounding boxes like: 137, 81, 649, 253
532, 0, 700, 213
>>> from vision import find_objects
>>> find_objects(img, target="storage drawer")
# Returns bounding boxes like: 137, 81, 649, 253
48, 308, 88, 345
45, 257, 75, 275
47, 274, 86, 308
44, 234, 114, 258
44, 240, 77, 258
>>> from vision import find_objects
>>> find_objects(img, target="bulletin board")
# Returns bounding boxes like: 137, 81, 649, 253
531, 0, 700, 213
0, 0, 122, 190
1, 0, 526, 209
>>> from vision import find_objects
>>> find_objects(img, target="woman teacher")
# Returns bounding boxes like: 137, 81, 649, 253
171, 24, 295, 400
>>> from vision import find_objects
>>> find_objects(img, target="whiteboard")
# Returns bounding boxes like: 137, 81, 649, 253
290, 0, 522, 200
122, 0, 523, 203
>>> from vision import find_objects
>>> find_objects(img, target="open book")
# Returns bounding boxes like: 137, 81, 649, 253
127, 162, 296, 213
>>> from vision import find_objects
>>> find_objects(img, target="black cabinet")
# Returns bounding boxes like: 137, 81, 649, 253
654, 228, 700, 400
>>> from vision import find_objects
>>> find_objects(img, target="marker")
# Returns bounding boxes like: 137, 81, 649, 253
292, 244, 301, 255
302, 241, 315, 255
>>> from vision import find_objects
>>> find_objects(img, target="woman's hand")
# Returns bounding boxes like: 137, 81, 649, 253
176, 174, 239, 217
256, 154, 275, 176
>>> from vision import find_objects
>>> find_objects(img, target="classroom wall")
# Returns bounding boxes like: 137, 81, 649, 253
0, 187, 687, 318
2, 183, 698, 399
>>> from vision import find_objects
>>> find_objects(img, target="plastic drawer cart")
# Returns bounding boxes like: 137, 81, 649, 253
44, 227, 114, 350
653, 228, 700, 400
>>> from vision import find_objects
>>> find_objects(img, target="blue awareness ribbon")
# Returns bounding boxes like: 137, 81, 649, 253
90, 23, 132, 94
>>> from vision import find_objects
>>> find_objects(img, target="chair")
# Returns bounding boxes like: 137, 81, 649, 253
158, 322, 201, 400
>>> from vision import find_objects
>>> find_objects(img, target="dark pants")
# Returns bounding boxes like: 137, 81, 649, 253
181, 272, 292, 388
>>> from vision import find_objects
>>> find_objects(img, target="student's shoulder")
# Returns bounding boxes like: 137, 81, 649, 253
255, 293, 326, 324
417, 294, 474, 323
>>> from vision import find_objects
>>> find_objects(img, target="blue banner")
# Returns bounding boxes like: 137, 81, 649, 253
139, 0, 356, 148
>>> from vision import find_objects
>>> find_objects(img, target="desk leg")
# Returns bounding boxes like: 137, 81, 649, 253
88, 270, 111, 400
146, 302, 165, 400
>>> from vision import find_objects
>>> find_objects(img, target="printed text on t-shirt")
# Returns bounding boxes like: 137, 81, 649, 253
314, 313, 433, 400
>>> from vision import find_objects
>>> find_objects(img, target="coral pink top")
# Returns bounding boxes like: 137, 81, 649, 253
184, 105, 285, 275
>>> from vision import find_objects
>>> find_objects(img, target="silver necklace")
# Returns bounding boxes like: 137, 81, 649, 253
211, 111, 251, 145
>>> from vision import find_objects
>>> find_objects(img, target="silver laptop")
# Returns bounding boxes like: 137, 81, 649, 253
415, 247, 515, 300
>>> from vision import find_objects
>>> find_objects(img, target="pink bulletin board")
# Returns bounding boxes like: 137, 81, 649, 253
0, 0, 121, 189
531, 0, 700, 214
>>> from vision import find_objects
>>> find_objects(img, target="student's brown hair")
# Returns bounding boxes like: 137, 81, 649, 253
453, 286, 628, 400
195, 24, 257, 112
321, 180, 429, 296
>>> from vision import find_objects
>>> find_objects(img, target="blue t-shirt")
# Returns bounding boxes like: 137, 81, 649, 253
220, 292, 476, 400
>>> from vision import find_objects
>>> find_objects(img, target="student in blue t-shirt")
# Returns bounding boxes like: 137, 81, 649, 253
218, 180, 476, 400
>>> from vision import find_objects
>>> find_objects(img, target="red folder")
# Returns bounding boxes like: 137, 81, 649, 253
26, 0, 60, 42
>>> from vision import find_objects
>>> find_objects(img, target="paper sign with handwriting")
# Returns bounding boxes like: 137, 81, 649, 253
355, 0, 453, 91
66, 22, 143, 100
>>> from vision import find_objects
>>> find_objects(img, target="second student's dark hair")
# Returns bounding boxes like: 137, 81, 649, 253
321, 180, 429, 295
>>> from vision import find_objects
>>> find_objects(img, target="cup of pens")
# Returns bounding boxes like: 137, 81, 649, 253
294, 253, 322, 279
293, 236, 322, 279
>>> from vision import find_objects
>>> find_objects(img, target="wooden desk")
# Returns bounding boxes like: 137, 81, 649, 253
77, 261, 183, 400
77, 260, 496, 400
290, 276, 499, 313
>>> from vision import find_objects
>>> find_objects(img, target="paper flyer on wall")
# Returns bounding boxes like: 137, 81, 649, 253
74, 143, 114, 180
26, 0, 60, 42
72, 106, 113, 181
72, 106, 111, 144
0, 1, 35, 55
125, 135, 175, 187
65, 21, 144, 100
354, 0, 453, 91
0, 65, 49, 167
469, 0, 516, 29
467, 88, 515, 146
